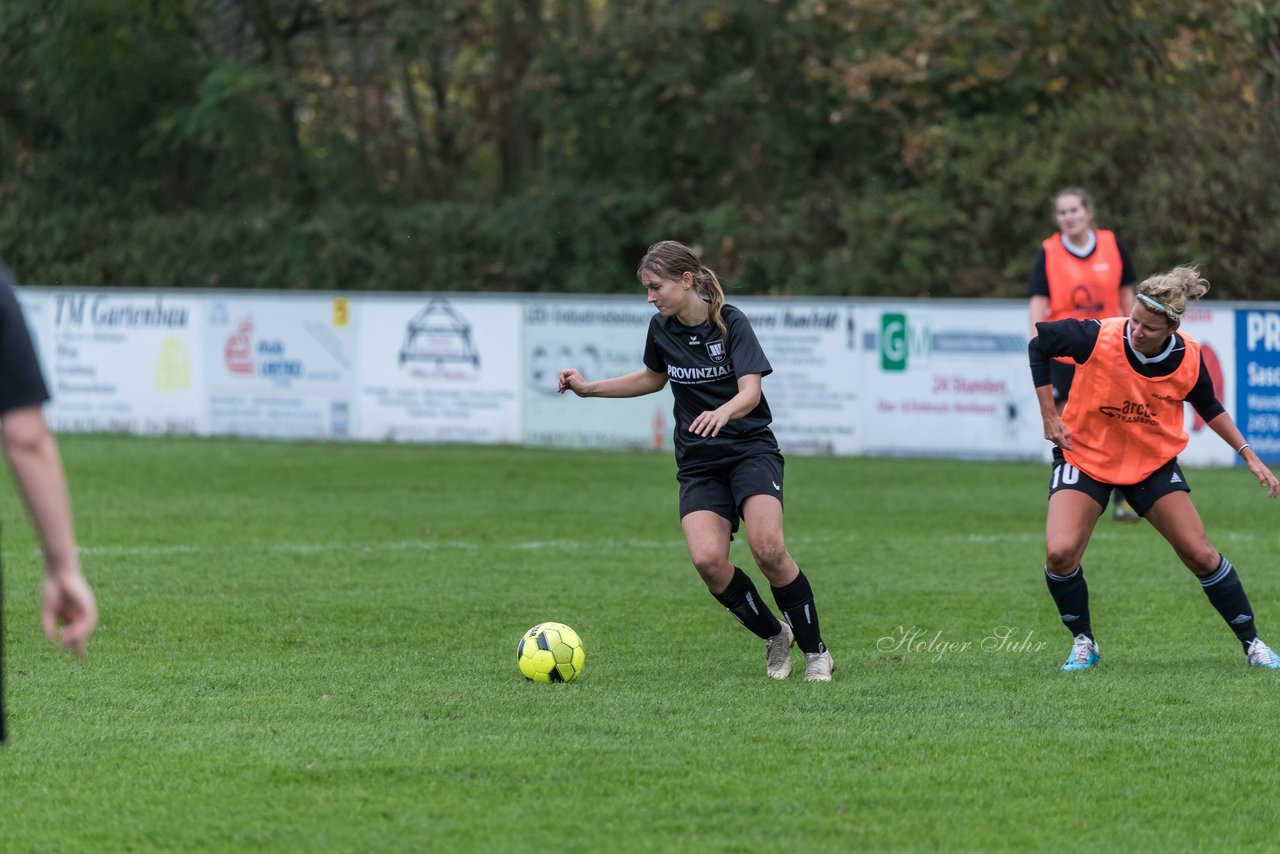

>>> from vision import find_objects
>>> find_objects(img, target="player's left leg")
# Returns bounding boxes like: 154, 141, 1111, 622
740, 493, 833, 681
1143, 490, 1279, 668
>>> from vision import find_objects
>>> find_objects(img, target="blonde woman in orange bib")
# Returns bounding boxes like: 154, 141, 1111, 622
1028, 266, 1280, 671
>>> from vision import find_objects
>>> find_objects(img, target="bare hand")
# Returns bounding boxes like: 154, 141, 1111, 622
557, 369, 589, 397
689, 408, 730, 438
1245, 456, 1280, 498
1042, 414, 1073, 451
41, 572, 97, 658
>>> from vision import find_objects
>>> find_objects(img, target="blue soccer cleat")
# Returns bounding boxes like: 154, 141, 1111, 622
1245, 638, 1280, 669
1061, 633, 1100, 671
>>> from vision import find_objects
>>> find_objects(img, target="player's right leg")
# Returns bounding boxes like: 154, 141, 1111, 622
681, 508, 789, 677
1044, 456, 1108, 670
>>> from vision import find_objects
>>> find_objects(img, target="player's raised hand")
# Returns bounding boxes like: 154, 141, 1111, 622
557, 369, 588, 396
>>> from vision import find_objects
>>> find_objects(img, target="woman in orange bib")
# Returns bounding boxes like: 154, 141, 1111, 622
1028, 187, 1140, 521
1029, 266, 1280, 671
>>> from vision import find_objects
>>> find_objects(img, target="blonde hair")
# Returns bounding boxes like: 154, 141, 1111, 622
637, 240, 726, 335
1137, 265, 1210, 320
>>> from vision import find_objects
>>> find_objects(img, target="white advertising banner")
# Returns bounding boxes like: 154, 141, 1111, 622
355, 296, 521, 443
522, 300, 673, 449
204, 295, 356, 439
7, 288, 1258, 467
736, 298, 864, 455
1177, 306, 1237, 467
857, 302, 1045, 459
21, 290, 203, 435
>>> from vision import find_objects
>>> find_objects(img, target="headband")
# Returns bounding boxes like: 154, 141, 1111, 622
1137, 293, 1182, 321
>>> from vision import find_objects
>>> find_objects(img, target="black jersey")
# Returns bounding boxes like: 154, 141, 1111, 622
643, 303, 778, 469
0, 261, 49, 415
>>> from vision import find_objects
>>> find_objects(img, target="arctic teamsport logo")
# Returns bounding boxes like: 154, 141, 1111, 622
1098, 401, 1158, 426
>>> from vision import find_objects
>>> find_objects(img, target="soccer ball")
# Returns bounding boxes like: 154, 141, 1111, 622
517, 622, 585, 683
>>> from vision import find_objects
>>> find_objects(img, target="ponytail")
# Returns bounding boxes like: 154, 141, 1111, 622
697, 265, 727, 336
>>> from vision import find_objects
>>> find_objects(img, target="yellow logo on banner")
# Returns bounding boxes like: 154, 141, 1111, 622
333, 298, 349, 328
155, 335, 191, 391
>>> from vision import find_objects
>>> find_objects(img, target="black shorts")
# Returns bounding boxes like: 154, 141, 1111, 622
1050, 360, 1076, 404
677, 452, 785, 533
1048, 448, 1190, 517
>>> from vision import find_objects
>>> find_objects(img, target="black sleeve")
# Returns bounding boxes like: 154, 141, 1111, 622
642, 317, 665, 374
724, 308, 772, 378
1185, 352, 1226, 423
1027, 247, 1049, 298
1029, 319, 1102, 386
1116, 239, 1138, 287
0, 265, 50, 414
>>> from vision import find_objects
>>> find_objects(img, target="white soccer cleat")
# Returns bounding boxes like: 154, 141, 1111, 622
765, 621, 795, 679
1112, 498, 1140, 523
1245, 638, 1280, 669
803, 646, 835, 682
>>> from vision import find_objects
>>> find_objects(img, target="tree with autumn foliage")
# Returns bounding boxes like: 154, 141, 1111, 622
0, 0, 1277, 296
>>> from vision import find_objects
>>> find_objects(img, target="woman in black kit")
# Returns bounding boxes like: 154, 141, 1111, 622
558, 241, 834, 681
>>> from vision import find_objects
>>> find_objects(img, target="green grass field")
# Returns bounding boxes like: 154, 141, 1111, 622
1, 436, 1278, 852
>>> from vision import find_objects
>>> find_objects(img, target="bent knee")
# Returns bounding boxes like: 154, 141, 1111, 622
1182, 545, 1222, 577
748, 540, 788, 573
1044, 544, 1085, 577
689, 550, 730, 579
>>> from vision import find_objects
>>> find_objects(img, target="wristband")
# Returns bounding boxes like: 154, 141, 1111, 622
1236, 442, 1252, 456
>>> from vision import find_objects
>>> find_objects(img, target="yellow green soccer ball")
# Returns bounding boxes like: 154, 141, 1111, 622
517, 622, 585, 683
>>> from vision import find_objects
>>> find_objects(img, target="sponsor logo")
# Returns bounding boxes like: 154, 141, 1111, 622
54, 294, 189, 329
400, 298, 480, 368
223, 317, 304, 382
688, 336, 700, 345
771, 481, 781, 491
706, 340, 726, 363
879, 312, 932, 371
667, 364, 731, 382
1070, 284, 1104, 314
1245, 312, 1280, 352
225, 318, 254, 374
527, 343, 601, 395
155, 336, 191, 392
1231, 614, 1253, 624
1098, 400, 1158, 425
1171, 472, 1183, 484
881, 312, 907, 371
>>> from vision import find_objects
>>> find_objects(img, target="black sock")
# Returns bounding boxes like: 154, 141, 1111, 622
712, 566, 783, 641
771, 570, 824, 654
1200, 555, 1258, 649
1045, 565, 1092, 640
